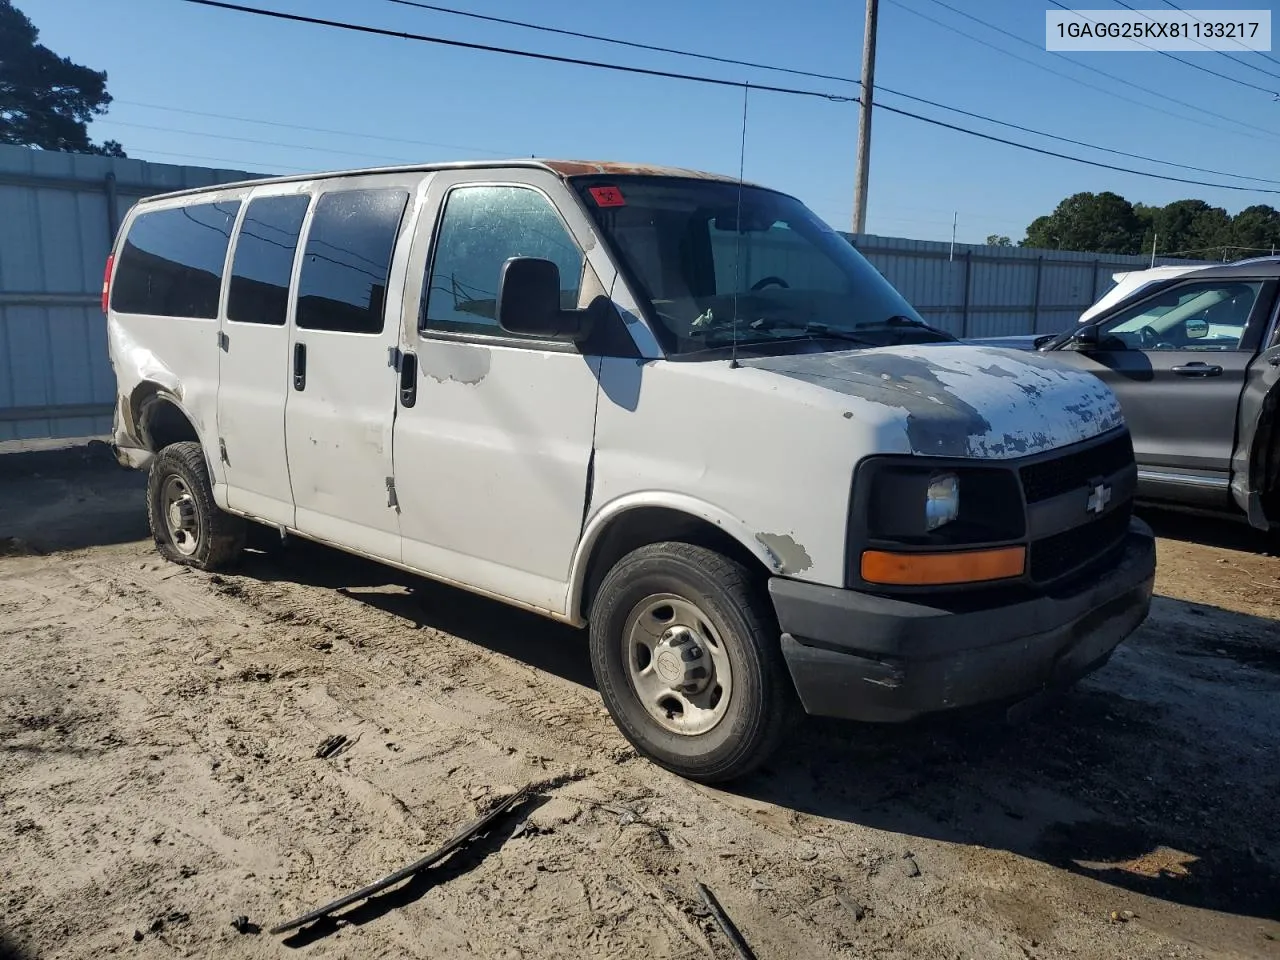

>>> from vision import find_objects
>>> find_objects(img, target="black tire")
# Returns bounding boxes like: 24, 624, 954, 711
588, 541, 798, 783
146, 441, 246, 571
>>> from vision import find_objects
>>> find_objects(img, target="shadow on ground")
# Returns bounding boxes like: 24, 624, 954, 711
0, 442, 146, 553
1136, 503, 1275, 555
242, 531, 1280, 926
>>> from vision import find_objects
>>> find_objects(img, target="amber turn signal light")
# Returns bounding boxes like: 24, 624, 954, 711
861, 546, 1026, 586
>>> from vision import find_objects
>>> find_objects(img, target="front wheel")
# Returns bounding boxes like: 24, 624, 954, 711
146, 441, 246, 571
588, 542, 797, 783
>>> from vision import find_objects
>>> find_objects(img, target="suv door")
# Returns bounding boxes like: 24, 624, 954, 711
283, 177, 417, 560
217, 189, 311, 525
392, 172, 606, 613
1050, 278, 1276, 500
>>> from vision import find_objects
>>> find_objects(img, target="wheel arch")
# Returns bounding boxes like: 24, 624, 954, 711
130, 383, 206, 455
567, 494, 783, 625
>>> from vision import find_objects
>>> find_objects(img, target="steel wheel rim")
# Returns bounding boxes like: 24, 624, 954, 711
622, 593, 732, 736
161, 475, 200, 557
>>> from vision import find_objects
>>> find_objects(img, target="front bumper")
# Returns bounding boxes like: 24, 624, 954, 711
771, 519, 1156, 723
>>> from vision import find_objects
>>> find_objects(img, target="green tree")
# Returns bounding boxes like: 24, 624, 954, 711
1230, 204, 1280, 256
1021, 191, 1142, 253
0, 0, 125, 156
1147, 199, 1232, 259
985, 234, 1012, 247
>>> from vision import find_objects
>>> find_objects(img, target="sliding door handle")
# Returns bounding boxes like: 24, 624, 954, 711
293, 342, 307, 391
400, 351, 417, 408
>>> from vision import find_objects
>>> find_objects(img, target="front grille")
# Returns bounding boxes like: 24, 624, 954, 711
1019, 431, 1133, 504
1028, 503, 1132, 583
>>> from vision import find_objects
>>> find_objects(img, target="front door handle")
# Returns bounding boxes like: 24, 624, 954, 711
293, 342, 307, 391
399, 350, 417, 408
1171, 362, 1222, 377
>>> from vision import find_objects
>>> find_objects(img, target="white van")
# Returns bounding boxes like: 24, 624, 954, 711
104, 160, 1155, 782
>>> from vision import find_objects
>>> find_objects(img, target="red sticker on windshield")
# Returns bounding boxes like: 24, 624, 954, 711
589, 186, 626, 207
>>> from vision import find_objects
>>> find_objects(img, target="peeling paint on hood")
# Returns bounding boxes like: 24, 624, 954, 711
741, 344, 1124, 459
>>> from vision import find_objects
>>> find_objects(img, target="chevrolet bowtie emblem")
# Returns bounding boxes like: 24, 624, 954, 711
1087, 482, 1112, 516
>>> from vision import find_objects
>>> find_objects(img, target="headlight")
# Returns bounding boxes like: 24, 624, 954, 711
925, 472, 959, 531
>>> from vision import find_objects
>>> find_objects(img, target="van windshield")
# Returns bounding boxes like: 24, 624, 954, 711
572, 176, 951, 356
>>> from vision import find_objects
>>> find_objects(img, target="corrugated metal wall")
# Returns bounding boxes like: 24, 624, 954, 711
0, 142, 1206, 440
0, 144, 262, 441
847, 233, 1203, 339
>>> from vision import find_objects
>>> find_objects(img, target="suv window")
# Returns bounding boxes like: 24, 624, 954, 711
1100, 280, 1263, 352
297, 188, 409, 334
422, 185, 583, 336
228, 195, 311, 326
111, 201, 241, 319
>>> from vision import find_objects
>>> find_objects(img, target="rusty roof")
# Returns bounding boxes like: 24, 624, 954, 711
541, 160, 752, 185
135, 159, 763, 204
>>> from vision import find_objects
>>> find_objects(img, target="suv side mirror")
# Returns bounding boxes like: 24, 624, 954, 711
496, 257, 589, 340
1067, 325, 1099, 350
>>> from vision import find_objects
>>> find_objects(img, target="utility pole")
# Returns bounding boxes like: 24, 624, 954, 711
1149, 232, 1157, 268
949, 211, 957, 261
852, 0, 879, 235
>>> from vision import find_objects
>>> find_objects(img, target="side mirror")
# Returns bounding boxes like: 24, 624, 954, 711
1185, 317, 1209, 339
1067, 325, 1100, 350
496, 257, 588, 340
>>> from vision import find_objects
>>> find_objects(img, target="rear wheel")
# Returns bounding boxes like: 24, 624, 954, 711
146, 441, 245, 571
588, 542, 796, 783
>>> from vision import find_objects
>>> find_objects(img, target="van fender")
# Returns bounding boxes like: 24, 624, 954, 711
565, 491, 787, 622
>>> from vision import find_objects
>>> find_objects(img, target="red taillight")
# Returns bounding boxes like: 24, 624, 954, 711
101, 254, 114, 314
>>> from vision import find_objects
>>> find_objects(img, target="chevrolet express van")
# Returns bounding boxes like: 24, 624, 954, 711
104, 160, 1156, 782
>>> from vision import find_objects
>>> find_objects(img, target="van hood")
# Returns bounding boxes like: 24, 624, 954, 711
740, 343, 1124, 459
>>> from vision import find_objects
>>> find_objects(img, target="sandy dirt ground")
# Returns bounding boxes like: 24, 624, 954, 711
1, 444, 1278, 960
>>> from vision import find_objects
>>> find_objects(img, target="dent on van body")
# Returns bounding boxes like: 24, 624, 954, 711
741, 343, 1124, 459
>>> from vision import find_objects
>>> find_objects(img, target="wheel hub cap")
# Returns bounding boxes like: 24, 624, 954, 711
653, 628, 711, 693
623, 594, 733, 736
161, 476, 200, 557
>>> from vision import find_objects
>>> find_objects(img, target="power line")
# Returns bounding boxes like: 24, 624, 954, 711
874, 101, 1280, 195
904, 0, 1280, 142
364, 0, 1280, 187
125, 147, 309, 172
1115, 0, 1280, 81
876, 87, 1280, 185
1051, 0, 1278, 95
167, 0, 1280, 196
174, 0, 855, 102
114, 99, 513, 156
102, 119, 431, 166
1158, 0, 1280, 68
378, 0, 857, 86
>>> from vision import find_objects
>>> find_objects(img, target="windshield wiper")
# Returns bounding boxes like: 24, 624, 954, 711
856, 315, 953, 339
795, 323, 877, 346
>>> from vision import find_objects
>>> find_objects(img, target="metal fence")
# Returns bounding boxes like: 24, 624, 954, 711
0, 144, 263, 441
846, 233, 1202, 339
0, 142, 1204, 441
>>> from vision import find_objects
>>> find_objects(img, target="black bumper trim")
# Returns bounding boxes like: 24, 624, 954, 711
771, 519, 1156, 723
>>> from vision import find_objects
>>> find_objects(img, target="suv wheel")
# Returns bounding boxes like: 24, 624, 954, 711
589, 542, 796, 783
146, 441, 246, 571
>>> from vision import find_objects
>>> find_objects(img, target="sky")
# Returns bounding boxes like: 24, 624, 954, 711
25, 0, 1280, 247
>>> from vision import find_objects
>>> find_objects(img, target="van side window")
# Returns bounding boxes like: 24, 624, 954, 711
422, 185, 583, 336
111, 201, 241, 319
297, 188, 409, 335
227, 195, 312, 326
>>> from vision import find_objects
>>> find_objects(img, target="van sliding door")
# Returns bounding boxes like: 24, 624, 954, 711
282, 178, 418, 560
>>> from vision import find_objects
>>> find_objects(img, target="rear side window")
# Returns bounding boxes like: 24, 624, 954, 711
111, 201, 241, 318
296, 188, 409, 334
228, 195, 312, 326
